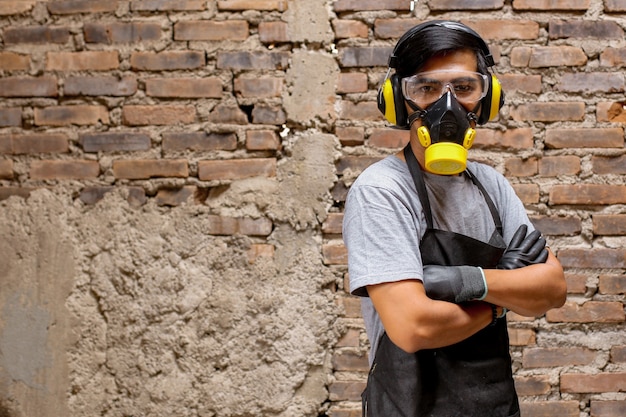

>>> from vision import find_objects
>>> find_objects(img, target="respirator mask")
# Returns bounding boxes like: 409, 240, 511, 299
402, 70, 489, 175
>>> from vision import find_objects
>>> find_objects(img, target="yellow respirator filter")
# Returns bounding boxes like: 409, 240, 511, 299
420, 128, 476, 175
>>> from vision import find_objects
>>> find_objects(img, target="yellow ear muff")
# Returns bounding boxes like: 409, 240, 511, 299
488, 75, 502, 122
381, 78, 398, 126
417, 126, 431, 148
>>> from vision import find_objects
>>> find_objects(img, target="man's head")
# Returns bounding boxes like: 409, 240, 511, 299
377, 21, 505, 175
377, 20, 503, 129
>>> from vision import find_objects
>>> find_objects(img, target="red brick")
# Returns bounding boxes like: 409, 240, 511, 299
593, 155, 626, 175
145, 78, 222, 98
596, 101, 626, 122
511, 102, 585, 122
557, 72, 624, 93
340, 46, 390, 68
327, 407, 361, 417
216, 51, 289, 70
538, 156, 580, 176
130, 51, 205, 71
505, 157, 538, 177
512, 184, 539, 204
162, 132, 237, 152
0, 159, 14, 179
546, 128, 623, 148
498, 74, 542, 94
205, 215, 272, 236
251, 105, 286, 125
599, 275, 626, 295
513, 0, 590, 10
335, 328, 360, 348
0, 134, 68, 154
234, 77, 282, 98
605, 0, 626, 11
245, 130, 280, 151
600, 47, 626, 66
47, 0, 119, 14
374, 18, 422, 39
0, 1, 36, 15
514, 375, 551, 396
337, 73, 368, 94
334, 0, 410, 12
323, 243, 347, 265
561, 372, 626, 393
550, 184, 626, 205
78, 186, 113, 205
339, 101, 381, 121
611, 346, 626, 363
558, 248, 626, 269
84, 22, 161, 43
0, 108, 22, 127
474, 128, 534, 150
0, 52, 30, 71
122, 105, 196, 126
258, 21, 288, 43
593, 214, 626, 236
332, 350, 369, 372
340, 295, 362, 318
546, 301, 625, 323
46, 51, 119, 71
530, 215, 581, 236
336, 126, 364, 147
155, 186, 196, 206
112, 159, 188, 179
130, 0, 206, 11
4, 25, 70, 44
523, 347, 597, 368
430, 0, 504, 10
322, 213, 344, 235
217, 0, 288, 11
464, 19, 539, 40
80, 132, 151, 152
518, 401, 580, 417
198, 159, 276, 181
0, 76, 57, 97
328, 380, 366, 402
550, 20, 623, 39
30, 160, 100, 180
34, 105, 109, 126
511, 46, 587, 68
207, 105, 248, 125
591, 400, 626, 417
174, 20, 248, 41
333, 20, 368, 39
368, 128, 409, 149
64, 75, 137, 96
564, 273, 588, 294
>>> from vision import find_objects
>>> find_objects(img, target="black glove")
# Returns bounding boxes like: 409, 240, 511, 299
497, 224, 548, 270
422, 265, 487, 304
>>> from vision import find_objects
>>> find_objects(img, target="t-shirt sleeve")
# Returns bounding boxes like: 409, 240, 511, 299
343, 183, 423, 297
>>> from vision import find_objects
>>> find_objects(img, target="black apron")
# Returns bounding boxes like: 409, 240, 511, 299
362, 145, 520, 417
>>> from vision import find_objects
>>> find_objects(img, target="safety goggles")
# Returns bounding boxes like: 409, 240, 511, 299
401, 70, 490, 108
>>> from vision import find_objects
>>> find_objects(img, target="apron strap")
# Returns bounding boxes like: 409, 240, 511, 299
465, 168, 504, 237
403, 144, 434, 229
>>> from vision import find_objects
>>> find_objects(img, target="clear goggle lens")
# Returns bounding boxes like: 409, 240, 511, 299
401, 70, 489, 108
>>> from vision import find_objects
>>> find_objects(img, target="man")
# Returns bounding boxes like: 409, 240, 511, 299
342, 21, 567, 416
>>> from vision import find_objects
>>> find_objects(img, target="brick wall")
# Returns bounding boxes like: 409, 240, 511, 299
1, 1, 625, 416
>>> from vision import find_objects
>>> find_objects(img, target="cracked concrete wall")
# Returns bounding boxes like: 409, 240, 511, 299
0, 130, 341, 417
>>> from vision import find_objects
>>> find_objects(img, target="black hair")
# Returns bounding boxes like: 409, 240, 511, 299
392, 22, 491, 79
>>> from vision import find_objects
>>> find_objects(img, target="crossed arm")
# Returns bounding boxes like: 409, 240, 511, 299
367, 248, 566, 354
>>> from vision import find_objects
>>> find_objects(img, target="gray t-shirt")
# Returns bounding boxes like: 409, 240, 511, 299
342, 155, 534, 362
